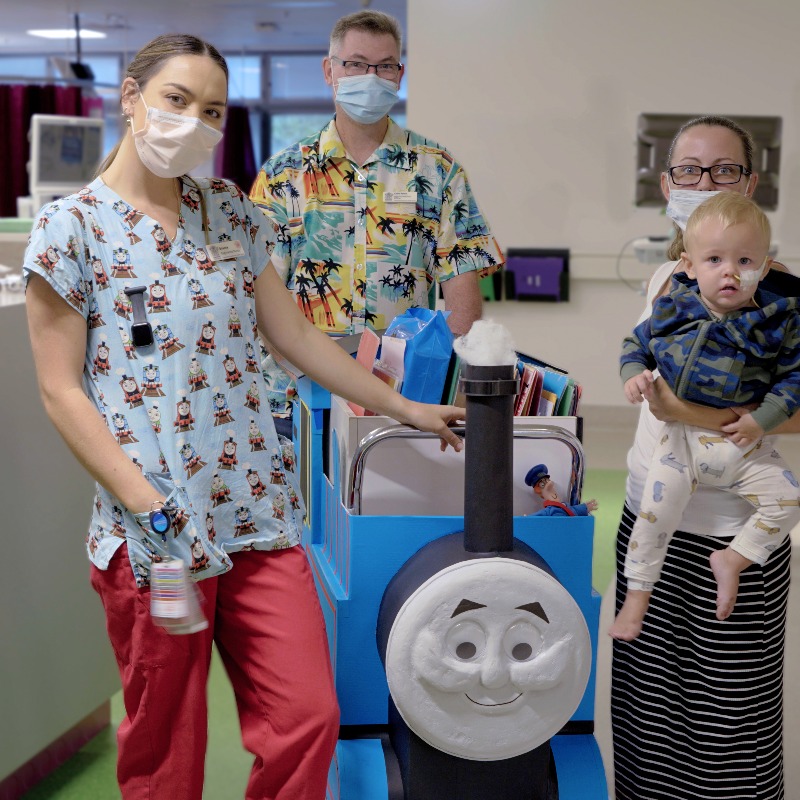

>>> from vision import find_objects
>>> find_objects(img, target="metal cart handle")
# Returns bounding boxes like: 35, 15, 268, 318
346, 424, 585, 515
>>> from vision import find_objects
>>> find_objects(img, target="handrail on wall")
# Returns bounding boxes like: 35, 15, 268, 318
346, 424, 584, 515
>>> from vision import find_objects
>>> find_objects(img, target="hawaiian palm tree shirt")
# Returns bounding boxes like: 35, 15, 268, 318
250, 118, 503, 413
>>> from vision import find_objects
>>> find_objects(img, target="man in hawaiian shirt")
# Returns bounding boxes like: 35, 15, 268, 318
250, 9, 503, 423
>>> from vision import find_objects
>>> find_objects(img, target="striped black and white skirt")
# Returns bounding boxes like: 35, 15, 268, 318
611, 503, 791, 800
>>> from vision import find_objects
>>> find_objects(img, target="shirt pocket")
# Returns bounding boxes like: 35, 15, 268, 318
693, 344, 746, 402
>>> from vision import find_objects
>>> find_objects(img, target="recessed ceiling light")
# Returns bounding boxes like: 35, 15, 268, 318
28, 29, 106, 40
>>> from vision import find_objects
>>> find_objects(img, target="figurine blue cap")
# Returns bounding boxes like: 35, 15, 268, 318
525, 464, 550, 487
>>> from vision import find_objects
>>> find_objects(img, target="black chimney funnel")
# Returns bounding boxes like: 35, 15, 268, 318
459, 362, 518, 553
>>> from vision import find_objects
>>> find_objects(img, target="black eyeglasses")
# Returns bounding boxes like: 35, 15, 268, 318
330, 56, 403, 78
667, 164, 751, 186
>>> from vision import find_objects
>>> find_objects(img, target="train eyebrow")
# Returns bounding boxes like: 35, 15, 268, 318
451, 598, 486, 617
516, 602, 549, 623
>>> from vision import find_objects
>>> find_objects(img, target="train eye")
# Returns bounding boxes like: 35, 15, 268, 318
456, 641, 477, 659
511, 643, 533, 661
504, 623, 541, 662
446, 621, 485, 661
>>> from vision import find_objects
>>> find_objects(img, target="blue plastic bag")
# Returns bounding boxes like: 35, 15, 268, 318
384, 308, 453, 404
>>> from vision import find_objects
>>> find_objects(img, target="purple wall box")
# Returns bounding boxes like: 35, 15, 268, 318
504, 248, 570, 302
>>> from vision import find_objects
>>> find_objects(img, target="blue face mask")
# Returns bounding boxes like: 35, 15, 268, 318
335, 73, 399, 125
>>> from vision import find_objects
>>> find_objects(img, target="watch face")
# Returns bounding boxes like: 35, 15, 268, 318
149, 509, 171, 535
132, 322, 154, 347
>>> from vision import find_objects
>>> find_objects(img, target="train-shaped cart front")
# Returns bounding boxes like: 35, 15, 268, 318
291, 361, 607, 800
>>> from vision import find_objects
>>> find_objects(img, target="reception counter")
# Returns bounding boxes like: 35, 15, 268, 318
0, 299, 119, 796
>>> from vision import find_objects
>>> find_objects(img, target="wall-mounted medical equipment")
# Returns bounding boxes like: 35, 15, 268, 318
22, 114, 104, 214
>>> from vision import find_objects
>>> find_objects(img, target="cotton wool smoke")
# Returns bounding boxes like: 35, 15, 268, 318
454, 319, 517, 366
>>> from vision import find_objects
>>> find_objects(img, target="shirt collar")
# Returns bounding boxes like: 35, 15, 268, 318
315, 117, 411, 170
316, 118, 348, 162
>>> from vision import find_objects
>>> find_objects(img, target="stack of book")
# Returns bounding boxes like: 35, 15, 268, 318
441, 350, 581, 417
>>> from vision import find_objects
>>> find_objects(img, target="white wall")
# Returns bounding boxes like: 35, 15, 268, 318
407, 0, 800, 405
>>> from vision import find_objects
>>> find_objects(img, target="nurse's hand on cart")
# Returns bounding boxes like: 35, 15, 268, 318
392, 400, 465, 452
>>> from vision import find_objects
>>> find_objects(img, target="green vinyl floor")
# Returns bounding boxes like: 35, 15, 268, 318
21, 650, 253, 800
20, 469, 627, 800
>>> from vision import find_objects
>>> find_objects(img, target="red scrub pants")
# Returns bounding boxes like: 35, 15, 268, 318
91, 544, 340, 800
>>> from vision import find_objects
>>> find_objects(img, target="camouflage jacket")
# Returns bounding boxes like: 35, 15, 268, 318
620, 273, 800, 432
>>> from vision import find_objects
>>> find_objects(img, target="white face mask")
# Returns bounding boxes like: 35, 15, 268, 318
131, 93, 223, 179
665, 188, 722, 231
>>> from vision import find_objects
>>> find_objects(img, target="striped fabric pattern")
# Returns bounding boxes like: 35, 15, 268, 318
611, 504, 790, 800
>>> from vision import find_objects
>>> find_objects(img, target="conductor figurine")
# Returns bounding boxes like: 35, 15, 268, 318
525, 464, 598, 517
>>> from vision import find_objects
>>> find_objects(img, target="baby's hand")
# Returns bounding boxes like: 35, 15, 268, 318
721, 412, 764, 447
624, 371, 654, 404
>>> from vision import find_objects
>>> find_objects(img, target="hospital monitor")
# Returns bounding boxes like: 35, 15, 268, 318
28, 114, 104, 210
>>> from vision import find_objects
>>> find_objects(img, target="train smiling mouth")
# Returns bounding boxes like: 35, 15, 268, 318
466, 693, 522, 707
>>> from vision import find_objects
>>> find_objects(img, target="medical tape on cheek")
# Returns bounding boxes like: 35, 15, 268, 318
734, 269, 761, 292
737, 271, 760, 292
736, 258, 768, 293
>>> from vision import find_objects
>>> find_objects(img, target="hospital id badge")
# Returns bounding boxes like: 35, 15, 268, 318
383, 191, 417, 204
206, 240, 245, 262
150, 558, 208, 635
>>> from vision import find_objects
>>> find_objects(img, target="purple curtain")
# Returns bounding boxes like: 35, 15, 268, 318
215, 105, 257, 193
0, 84, 83, 217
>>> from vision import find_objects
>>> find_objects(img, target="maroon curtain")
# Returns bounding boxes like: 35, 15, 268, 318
215, 105, 257, 193
0, 84, 83, 217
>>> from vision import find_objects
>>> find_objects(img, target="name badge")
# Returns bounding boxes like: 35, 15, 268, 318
206, 240, 245, 262
383, 191, 417, 204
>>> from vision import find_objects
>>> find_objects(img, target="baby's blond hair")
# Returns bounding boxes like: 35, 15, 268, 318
685, 192, 771, 251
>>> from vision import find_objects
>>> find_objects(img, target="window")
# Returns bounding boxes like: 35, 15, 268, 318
81, 56, 123, 156
0, 55, 54, 78
270, 55, 329, 100
262, 53, 407, 160
268, 53, 408, 101
0, 53, 123, 159
270, 113, 335, 155
79, 55, 120, 86
1, 49, 411, 177
222, 55, 263, 167
0, 53, 120, 83
226, 55, 262, 101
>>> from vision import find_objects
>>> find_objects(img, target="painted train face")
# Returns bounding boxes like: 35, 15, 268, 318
385, 558, 591, 761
